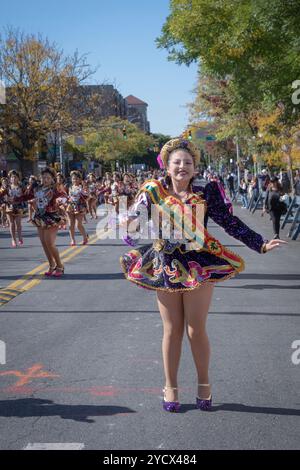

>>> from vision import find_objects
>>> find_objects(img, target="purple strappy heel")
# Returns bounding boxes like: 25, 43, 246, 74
196, 383, 212, 411
162, 386, 180, 412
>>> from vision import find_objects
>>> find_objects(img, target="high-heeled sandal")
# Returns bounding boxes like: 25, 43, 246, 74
162, 386, 180, 412
196, 383, 212, 411
44, 265, 57, 276
52, 266, 65, 277
82, 234, 89, 245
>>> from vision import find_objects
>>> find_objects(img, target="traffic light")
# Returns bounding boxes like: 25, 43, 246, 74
54, 162, 61, 171
188, 130, 192, 141
122, 126, 127, 140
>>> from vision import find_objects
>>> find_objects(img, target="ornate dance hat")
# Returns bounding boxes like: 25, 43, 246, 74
41, 166, 57, 180
70, 170, 83, 179
159, 138, 200, 169
8, 169, 21, 179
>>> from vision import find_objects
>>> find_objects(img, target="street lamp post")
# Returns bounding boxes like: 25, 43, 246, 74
235, 136, 241, 188
59, 128, 64, 176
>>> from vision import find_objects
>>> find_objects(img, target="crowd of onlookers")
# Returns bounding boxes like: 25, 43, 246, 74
225, 168, 300, 239
226, 168, 300, 209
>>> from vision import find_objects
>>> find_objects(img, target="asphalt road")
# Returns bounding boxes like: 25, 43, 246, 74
0, 205, 299, 450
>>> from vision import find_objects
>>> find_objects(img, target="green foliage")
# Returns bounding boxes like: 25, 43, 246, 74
158, 0, 300, 169
68, 116, 155, 165
157, 0, 300, 116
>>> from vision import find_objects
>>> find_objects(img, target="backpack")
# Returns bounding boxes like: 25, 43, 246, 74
277, 200, 288, 215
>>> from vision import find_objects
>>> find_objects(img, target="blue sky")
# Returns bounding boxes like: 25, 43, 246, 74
0, 0, 198, 136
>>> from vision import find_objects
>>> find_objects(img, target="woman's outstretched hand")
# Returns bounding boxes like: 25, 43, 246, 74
265, 239, 288, 252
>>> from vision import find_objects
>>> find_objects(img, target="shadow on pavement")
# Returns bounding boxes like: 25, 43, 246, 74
0, 398, 136, 423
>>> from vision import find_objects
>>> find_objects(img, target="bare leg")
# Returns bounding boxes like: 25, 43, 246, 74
183, 282, 215, 399
15, 215, 22, 241
37, 227, 55, 268
92, 198, 97, 218
44, 227, 63, 269
88, 198, 94, 218
0, 206, 5, 226
67, 213, 76, 244
28, 202, 34, 221
7, 213, 16, 243
75, 213, 87, 240
156, 290, 184, 402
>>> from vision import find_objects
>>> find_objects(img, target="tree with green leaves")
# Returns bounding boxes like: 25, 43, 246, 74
67, 116, 156, 171
157, 0, 300, 175
0, 27, 104, 174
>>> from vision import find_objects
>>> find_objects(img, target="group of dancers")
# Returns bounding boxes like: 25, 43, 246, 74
0, 167, 152, 276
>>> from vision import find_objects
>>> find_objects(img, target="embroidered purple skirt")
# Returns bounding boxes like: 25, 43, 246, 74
120, 239, 245, 292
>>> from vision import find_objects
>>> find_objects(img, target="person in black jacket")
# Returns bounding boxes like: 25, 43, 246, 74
263, 177, 286, 239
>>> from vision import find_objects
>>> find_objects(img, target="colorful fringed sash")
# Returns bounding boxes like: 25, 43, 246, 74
139, 179, 244, 270
140, 179, 205, 248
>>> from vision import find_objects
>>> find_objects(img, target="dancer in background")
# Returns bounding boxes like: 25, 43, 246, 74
0, 170, 25, 247
110, 173, 121, 214
0, 177, 9, 228
56, 172, 68, 230
66, 170, 89, 246
86, 172, 99, 219
26, 175, 37, 223
123, 173, 136, 207
17, 167, 68, 277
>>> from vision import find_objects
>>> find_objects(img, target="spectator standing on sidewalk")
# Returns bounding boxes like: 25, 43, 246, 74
279, 168, 291, 194
238, 178, 248, 208
249, 176, 259, 203
293, 169, 300, 196
263, 177, 287, 239
258, 169, 270, 192
227, 172, 235, 199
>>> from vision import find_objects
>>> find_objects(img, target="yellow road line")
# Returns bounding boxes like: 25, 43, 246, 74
6, 245, 78, 291
5, 236, 102, 290
0, 229, 111, 307
0, 295, 13, 301
0, 288, 24, 294
20, 278, 41, 292
0, 289, 24, 306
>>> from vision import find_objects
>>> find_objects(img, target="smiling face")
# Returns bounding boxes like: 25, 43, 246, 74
10, 174, 20, 186
72, 175, 81, 186
88, 174, 96, 183
41, 171, 54, 187
167, 149, 195, 185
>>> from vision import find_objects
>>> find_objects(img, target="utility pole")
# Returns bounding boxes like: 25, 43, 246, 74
236, 136, 241, 188
59, 128, 64, 176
